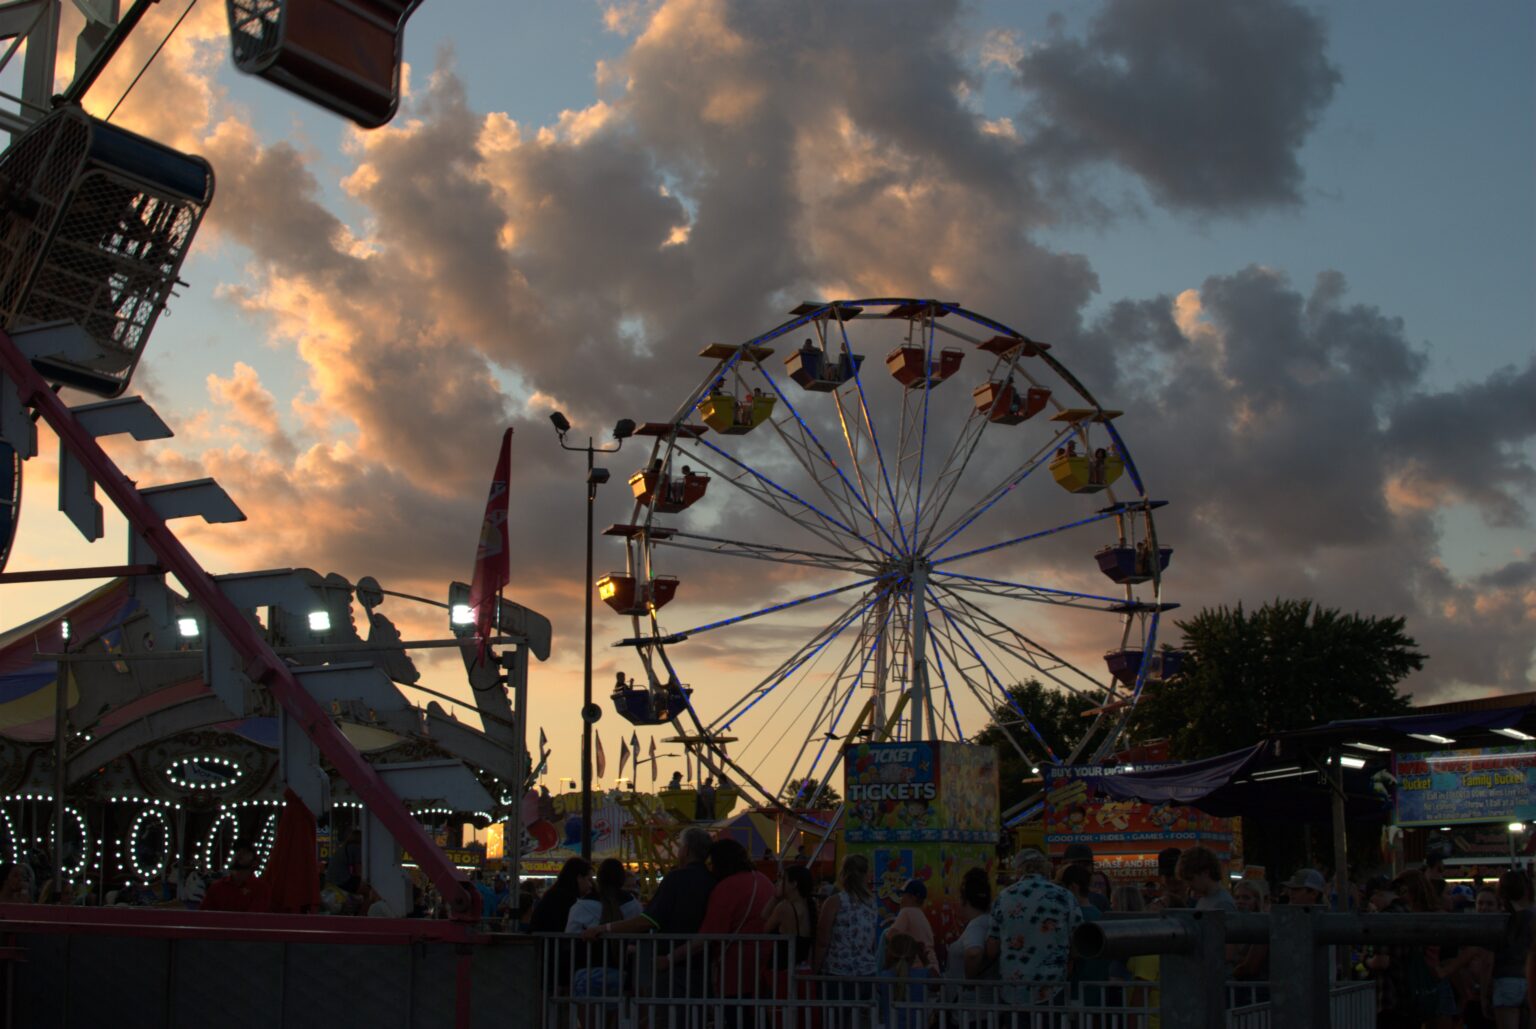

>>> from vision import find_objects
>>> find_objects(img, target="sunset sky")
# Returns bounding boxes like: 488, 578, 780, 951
4, 0, 1533, 793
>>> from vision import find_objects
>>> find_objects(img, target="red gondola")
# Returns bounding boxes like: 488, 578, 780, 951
226, 0, 424, 129
597, 574, 680, 616
971, 380, 1050, 425
630, 463, 710, 513
886, 345, 964, 389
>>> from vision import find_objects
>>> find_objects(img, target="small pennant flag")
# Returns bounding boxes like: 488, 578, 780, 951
631, 731, 640, 770
619, 737, 630, 779
595, 732, 607, 780
649, 736, 658, 784
685, 748, 693, 784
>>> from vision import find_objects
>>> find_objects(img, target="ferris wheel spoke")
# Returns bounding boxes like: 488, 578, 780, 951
748, 358, 906, 556
766, 599, 896, 804
929, 507, 1122, 569
675, 573, 891, 641
923, 601, 1052, 763
649, 529, 876, 574
768, 416, 872, 540
929, 583, 1115, 706
682, 436, 885, 558
924, 421, 1079, 557
830, 314, 911, 554
931, 571, 1128, 612
711, 581, 893, 733
922, 591, 1064, 762
793, 603, 898, 808
924, 624, 965, 742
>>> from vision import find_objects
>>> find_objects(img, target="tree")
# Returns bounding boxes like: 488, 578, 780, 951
1130, 599, 1421, 760
781, 777, 840, 808
972, 680, 1100, 813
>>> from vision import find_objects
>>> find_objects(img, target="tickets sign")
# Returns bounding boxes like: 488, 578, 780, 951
1393, 747, 1536, 827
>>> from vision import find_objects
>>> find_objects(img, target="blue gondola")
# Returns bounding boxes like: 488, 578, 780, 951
0, 106, 214, 397
1095, 543, 1173, 585
1105, 648, 1186, 685
612, 678, 692, 725
785, 339, 864, 392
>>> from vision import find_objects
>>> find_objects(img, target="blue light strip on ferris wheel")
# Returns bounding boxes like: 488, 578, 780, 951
910, 314, 937, 549
830, 315, 910, 555
925, 619, 965, 739
749, 357, 906, 557
691, 434, 891, 558
931, 570, 1127, 609
722, 582, 892, 731
924, 422, 1077, 559
674, 574, 891, 638
930, 507, 1122, 568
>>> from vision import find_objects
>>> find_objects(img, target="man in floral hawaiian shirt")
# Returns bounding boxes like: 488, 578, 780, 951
985, 848, 1083, 1005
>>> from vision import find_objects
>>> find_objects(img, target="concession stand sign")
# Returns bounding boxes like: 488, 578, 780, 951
1393, 746, 1536, 827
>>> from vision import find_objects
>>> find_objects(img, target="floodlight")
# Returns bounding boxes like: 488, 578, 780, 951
588, 467, 610, 486
177, 617, 199, 639
60, 620, 70, 640
308, 611, 331, 633
450, 604, 475, 626
550, 411, 571, 435
1510, 822, 1528, 834
1339, 755, 1367, 770
612, 418, 636, 440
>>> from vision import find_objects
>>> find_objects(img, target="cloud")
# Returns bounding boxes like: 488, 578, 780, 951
13, 0, 1527, 797
1016, 0, 1340, 213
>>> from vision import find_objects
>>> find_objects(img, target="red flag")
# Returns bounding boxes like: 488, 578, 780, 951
595, 732, 607, 780
618, 737, 630, 779
469, 428, 513, 663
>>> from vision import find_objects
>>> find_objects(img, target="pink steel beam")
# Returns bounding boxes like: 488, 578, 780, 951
0, 332, 480, 920
0, 904, 479, 944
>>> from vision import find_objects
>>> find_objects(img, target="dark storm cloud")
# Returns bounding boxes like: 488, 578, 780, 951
1074, 267, 1535, 694
1385, 357, 1536, 527
1017, 0, 1341, 213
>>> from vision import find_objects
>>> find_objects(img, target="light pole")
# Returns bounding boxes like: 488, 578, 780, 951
551, 411, 634, 861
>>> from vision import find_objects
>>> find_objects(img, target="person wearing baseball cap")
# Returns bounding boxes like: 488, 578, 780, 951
885, 878, 938, 972
1283, 868, 1327, 907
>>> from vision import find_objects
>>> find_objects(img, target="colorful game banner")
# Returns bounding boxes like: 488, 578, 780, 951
1393, 747, 1536, 827
1043, 765, 1237, 857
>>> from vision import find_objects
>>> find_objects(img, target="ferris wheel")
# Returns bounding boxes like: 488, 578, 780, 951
599, 299, 1177, 827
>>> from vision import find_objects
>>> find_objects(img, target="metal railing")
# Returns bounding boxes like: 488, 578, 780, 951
536, 932, 1155, 1029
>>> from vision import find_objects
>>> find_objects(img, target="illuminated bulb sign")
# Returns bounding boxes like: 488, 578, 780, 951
165, 755, 243, 792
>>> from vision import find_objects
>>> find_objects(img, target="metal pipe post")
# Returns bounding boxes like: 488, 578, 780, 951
53, 651, 67, 893
581, 443, 594, 861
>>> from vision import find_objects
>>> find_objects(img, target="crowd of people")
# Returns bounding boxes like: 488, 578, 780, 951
5, 826, 1534, 1026
514, 833, 1535, 1028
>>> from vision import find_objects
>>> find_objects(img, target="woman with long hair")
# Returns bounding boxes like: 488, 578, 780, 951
767, 864, 817, 967
532, 856, 593, 932
815, 853, 880, 1001
566, 858, 643, 1000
